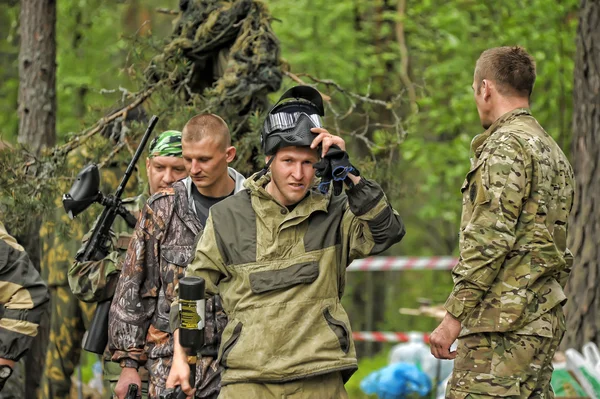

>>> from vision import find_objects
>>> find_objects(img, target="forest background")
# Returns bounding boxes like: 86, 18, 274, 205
0, 0, 585, 398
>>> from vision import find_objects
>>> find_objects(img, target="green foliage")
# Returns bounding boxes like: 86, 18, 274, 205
401, 0, 578, 253
0, 3, 19, 141
55, 0, 135, 137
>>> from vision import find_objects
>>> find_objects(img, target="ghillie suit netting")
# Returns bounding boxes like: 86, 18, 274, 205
145, 0, 283, 171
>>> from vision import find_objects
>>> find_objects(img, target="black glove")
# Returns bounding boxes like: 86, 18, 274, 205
313, 145, 360, 195
313, 156, 333, 194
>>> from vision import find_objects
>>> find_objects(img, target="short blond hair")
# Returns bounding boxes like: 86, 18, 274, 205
182, 114, 231, 149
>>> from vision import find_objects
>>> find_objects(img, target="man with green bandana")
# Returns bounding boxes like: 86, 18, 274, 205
68, 130, 187, 398
167, 86, 406, 399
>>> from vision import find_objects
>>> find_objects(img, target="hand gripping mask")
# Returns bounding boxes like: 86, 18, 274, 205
261, 85, 325, 156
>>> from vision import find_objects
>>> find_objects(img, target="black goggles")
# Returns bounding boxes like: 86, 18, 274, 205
263, 111, 322, 135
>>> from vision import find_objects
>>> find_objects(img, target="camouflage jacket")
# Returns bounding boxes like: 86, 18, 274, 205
174, 173, 405, 385
0, 238, 50, 361
109, 170, 245, 369
444, 108, 575, 335
68, 193, 148, 303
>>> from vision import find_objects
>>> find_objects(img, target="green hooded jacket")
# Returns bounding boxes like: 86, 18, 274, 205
175, 172, 405, 385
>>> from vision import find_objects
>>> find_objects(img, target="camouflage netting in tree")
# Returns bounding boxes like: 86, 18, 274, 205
142, 0, 283, 173
149, 0, 281, 112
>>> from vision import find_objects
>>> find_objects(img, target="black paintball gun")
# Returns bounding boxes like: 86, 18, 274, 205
125, 383, 141, 399
62, 115, 159, 354
158, 276, 207, 399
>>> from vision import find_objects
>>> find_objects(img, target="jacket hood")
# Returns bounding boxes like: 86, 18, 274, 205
182, 167, 246, 215
243, 171, 331, 216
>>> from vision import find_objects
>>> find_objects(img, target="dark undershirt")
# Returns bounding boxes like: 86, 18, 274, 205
191, 183, 234, 227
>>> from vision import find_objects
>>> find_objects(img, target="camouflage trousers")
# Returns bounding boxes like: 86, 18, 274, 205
217, 372, 348, 399
446, 306, 566, 399
145, 356, 221, 399
40, 285, 95, 399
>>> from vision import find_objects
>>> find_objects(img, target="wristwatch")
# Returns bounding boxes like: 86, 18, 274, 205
0, 365, 13, 391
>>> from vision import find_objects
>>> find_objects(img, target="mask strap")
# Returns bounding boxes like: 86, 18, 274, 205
255, 155, 276, 180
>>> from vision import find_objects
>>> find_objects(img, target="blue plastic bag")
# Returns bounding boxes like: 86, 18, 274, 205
360, 362, 432, 399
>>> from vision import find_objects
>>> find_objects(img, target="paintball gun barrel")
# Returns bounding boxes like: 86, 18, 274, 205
63, 115, 159, 354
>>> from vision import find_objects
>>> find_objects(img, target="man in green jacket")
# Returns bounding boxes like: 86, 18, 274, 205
166, 86, 406, 399
429, 46, 575, 398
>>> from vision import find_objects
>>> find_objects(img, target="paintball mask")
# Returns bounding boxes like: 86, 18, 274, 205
261, 85, 325, 156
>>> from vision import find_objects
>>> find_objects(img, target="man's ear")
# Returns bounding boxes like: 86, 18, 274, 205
482, 79, 492, 101
225, 146, 236, 163
145, 158, 151, 183
265, 155, 272, 165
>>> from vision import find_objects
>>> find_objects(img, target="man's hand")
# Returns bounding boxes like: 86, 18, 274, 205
0, 359, 15, 368
310, 127, 346, 156
166, 329, 195, 399
115, 367, 141, 399
430, 312, 461, 359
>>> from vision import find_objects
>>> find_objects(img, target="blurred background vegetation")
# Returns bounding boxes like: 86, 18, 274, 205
0, 0, 581, 397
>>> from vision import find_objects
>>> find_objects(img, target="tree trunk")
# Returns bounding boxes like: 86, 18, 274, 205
18, 0, 56, 153
563, 0, 600, 351
16, 1, 56, 397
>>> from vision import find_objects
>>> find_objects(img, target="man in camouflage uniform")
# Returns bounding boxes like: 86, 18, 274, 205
69, 130, 188, 398
430, 46, 575, 398
167, 86, 405, 399
0, 221, 49, 395
40, 146, 147, 399
109, 115, 246, 399
40, 190, 96, 399
40, 145, 146, 399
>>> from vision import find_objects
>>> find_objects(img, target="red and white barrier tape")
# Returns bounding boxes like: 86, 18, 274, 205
352, 331, 430, 344
347, 256, 458, 271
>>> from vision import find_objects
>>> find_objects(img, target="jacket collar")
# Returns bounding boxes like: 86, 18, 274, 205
244, 171, 330, 221
471, 108, 531, 158
177, 168, 246, 233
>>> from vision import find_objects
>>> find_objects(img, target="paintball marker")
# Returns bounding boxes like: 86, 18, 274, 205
62, 115, 159, 354
125, 383, 140, 399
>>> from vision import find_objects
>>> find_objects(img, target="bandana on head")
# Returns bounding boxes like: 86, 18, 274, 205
148, 130, 183, 158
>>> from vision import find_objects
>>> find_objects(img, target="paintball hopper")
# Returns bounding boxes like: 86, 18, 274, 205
62, 164, 102, 219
